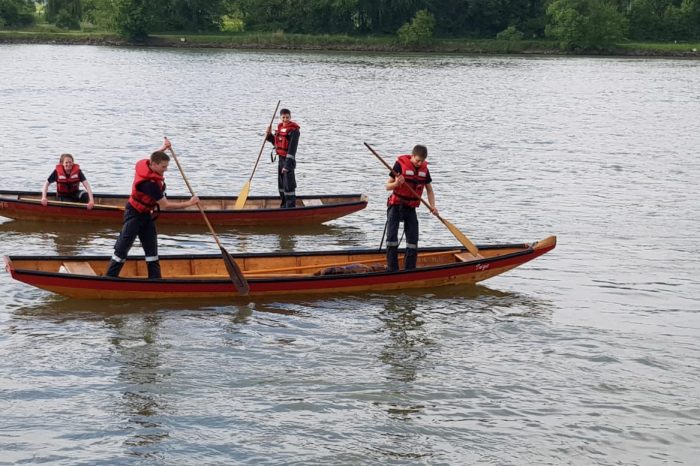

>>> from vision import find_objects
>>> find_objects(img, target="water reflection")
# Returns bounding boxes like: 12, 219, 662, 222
104, 313, 169, 456
371, 296, 432, 423
376, 297, 431, 384
0, 220, 113, 256
10, 297, 244, 322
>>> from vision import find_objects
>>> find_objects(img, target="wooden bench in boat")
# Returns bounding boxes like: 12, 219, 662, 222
454, 252, 479, 262
302, 199, 323, 207
61, 261, 98, 276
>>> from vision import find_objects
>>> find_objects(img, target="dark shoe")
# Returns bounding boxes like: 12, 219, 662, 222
404, 248, 417, 270
105, 259, 124, 277
147, 260, 161, 279
387, 246, 399, 272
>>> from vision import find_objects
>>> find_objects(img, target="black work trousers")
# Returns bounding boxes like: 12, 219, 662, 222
386, 204, 419, 272
106, 206, 161, 278
278, 157, 296, 208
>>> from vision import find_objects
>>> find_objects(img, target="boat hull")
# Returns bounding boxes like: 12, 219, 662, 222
0, 190, 368, 226
4, 236, 556, 300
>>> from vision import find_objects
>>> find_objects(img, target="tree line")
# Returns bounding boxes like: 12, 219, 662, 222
1, 0, 698, 50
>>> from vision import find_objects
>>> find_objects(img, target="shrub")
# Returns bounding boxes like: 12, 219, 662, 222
546, 0, 628, 50
497, 26, 525, 40
397, 9, 435, 46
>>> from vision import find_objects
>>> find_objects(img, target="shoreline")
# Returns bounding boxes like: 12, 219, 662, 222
1, 31, 698, 58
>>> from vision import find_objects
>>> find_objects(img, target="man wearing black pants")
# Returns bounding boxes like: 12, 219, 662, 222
106, 140, 199, 279
385, 144, 438, 272
266, 108, 300, 208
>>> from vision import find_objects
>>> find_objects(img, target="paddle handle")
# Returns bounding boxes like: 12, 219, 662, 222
165, 141, 223, 249
250, 100, 281, 181
28, 198, 124, 210
364, 142, 435, 213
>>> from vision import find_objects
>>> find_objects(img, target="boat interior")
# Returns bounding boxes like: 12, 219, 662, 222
6, 242, 541, 280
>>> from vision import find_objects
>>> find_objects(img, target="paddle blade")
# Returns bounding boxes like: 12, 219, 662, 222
220, 246, 250, 295
234, 181, 251, 210
439, 216, 481, 257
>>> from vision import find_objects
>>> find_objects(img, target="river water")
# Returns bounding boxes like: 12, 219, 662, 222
0, 45, 698, 464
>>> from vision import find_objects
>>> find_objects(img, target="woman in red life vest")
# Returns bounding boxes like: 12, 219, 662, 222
105, 140, 199, 279
385, 144, 439, 272
265, 108, 300, 208
40, 153, 95, 209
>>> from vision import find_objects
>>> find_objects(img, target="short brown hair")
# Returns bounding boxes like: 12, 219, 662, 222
412, 145, 428, 159
150, 151, 170, 164
59, 153, 74, 164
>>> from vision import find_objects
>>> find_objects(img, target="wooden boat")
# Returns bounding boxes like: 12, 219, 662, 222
0, 190, 368, 226
4, 236, 556, 300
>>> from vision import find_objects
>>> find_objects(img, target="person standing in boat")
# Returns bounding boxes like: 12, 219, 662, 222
265, 108, 300, 208
105, 139, 199, 279
41, 153, 95, 209
385, 144, 438, 272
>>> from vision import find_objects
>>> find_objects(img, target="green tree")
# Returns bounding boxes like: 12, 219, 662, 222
546, 0, 628, 50
664, 0, 700, 39
113, 0, 150, 40
82, 0, 118, 29
46, 0, 82, 29
628, 0, 668, 40
397, 8, 435, 45
0, 0, 36, 27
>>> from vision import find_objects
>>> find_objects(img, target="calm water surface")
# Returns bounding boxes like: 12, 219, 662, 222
0, 45, 699, 464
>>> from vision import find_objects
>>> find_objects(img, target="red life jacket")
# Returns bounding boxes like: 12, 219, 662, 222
55, 163, 81, 196
128, 159, 165, 213
274, 121, 300, 157
388, 155, 430, 208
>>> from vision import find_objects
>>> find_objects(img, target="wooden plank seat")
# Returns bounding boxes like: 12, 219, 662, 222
302, 199, 323, 206
454, 252, 479, 262
61, 261, 97, 275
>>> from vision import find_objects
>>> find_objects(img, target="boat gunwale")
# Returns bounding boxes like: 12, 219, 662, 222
4, 242, 549, 284
0, 190, 368, 213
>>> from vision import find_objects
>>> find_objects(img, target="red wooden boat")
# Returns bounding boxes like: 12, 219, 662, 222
0, 190, 367, 226
4, 236, 556, 300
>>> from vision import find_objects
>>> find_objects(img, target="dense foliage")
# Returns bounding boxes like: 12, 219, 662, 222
0, 0, 36, 27
1, 0, 698, 48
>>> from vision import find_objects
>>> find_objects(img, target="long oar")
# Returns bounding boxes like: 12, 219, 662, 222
166, 138, 250, 295
235, 100, 281, 210
364, 142, 481, 257
27, 198, 124, 210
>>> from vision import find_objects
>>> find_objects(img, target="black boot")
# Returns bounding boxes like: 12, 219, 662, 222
405, 248, 417, 270
387, 246, 399, 272
105, 259, 124, 277
285, 194, 296, 208
147, 260, 162, 279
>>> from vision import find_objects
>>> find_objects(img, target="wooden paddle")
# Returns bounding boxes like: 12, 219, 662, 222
27, 198, 124, 210
165, 138, 250, 295
234, 100, 282, 210
364, 142, 481, 257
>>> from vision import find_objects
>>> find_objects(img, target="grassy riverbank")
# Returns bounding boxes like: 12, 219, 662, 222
1, 30, 698, 57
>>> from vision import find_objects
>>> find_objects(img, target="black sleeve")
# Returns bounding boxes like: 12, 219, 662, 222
138, 181, 164, 202
78, 170, 87, 182
47, 170, 58, 183
284, 129, 300, 171
286, 129, 299, 157
425, 171, 432, 184
389, 161, 401, 178
266, 132, 274, 144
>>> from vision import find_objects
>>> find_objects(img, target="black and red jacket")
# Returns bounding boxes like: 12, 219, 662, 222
387, 155, 430, 208
127, 159, 165, 214
272, 121, 300, 158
